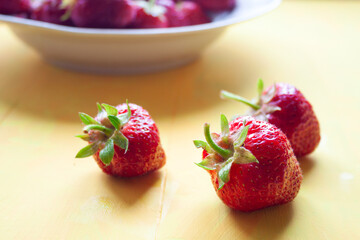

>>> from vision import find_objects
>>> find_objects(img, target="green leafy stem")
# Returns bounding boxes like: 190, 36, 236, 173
75, 101, 132, 166
194, 115, 258, 190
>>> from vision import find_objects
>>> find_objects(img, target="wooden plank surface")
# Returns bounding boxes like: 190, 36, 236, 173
0, 1, 359, 239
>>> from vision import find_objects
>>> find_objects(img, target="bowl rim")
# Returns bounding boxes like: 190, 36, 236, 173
0, 0, 281, 36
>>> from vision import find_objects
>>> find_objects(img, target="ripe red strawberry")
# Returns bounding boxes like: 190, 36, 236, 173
76, 102, 166, 177
31, 0, 73, 26
70, 0, 137, 28
194, 115, 302, 211
166, 1, 210, 27
131, 0, 169, 28
221, 79, 321, 157
0, 0, 30, 14
187, 0, 235, 12
12, 12, 29, 18
156, 0, 175, 10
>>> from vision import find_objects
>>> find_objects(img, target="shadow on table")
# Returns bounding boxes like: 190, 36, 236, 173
0, 44, 261, 122
298, 155, 316, 177
100, 170, 163, 207
229, 202, 294, 239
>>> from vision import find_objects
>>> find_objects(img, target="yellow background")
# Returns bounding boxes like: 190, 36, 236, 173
0, 1, 359, 239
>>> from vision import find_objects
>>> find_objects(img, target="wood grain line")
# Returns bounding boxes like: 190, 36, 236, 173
155, 168, 168, 240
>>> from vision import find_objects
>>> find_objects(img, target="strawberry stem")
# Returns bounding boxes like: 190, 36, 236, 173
83, 124, 113, 136
204, 123, 232, 159
220, 114, 229, 143
97, 102, 103, 113
149, 0, 156, 9
220, 90, 260, 110
257, 79, 264, 101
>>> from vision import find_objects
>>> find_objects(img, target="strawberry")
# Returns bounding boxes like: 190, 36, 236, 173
31, 0, 73, 26
221, 79, 321, 157
131, 0, 169, 28
194, 115, 302, 211
187, 0, 235, 12
75, 102, 166, 177
12, 12, 29, 18
156, 0, 175, 10
166, 1, 210, 27
0, 0, 30, 14
70, 0, 137, 28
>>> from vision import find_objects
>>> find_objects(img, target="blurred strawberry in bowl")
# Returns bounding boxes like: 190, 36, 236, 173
131, 0, 170, 28
31, 0, 73, 26
186, 0, 236, 12
0, 0, 30, 14
166, 1, 210, 27
70, 0, 138, 28
130, 0, 210, 28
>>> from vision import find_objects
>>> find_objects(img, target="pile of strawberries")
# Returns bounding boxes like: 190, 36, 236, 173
0, 0, 236, 28
75, 80, 320, 212
195, 80, 320, 211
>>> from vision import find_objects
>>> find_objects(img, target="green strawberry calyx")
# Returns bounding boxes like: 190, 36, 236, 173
75, 101, 132, 166
194, 115, 259, 190
59, 0, 76, 22
220, 79, 281, 121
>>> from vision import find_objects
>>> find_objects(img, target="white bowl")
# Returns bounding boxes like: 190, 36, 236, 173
0, 0, 281, 74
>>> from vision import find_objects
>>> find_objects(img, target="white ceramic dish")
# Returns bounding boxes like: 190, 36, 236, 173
0, 0, 281, 74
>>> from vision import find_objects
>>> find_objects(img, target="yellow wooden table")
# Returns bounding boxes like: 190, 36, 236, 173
1, 1, 359, 239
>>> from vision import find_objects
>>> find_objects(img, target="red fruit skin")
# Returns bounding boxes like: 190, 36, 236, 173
157, 0, 176, 9
157, 0, 177, 25
0, 0, 30, 14
205, 116, 302, 212
71, 0, 137, 28
263, 83, 321, 157
167, 1, 210, 27
31, 0, 73, 26
12, 12, 29, 18
94, 103, 166, 177
131, 6, 169, 29
187, 0, 236, 12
